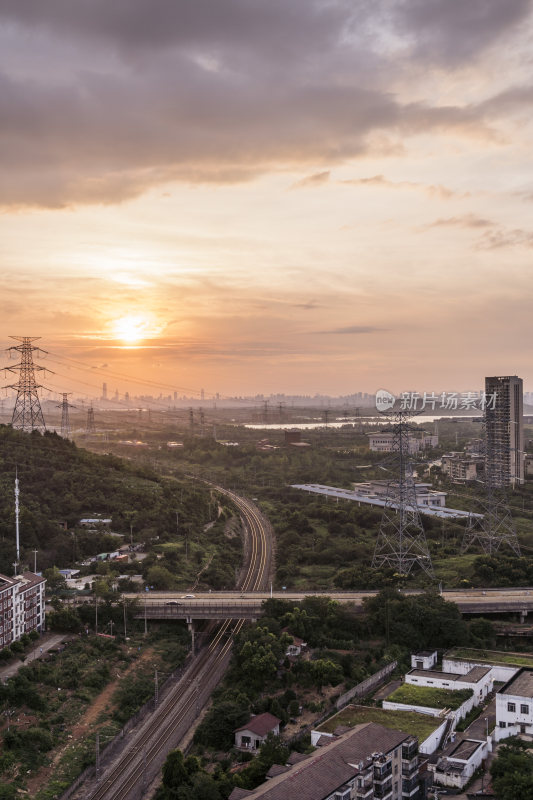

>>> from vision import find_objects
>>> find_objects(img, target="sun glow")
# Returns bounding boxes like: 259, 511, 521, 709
113, 314, 151, 344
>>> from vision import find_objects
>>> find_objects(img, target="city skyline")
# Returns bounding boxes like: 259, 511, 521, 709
1, 1, 533, 396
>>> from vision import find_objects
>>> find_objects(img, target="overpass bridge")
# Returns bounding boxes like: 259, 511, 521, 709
131, 589, 533, 622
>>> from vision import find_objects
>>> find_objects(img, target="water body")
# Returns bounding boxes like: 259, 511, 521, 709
245, 415, 481, 430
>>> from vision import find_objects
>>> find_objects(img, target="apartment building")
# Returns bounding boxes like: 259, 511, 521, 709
485, 375, 524, 486
229, 722, 420, 800
0, 571, 46, 648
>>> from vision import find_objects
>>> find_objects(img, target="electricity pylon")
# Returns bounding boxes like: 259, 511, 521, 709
462, 417, 520, 556
4, 336, 52, 432
86, 405, 96, 436
57, 393, 75, 438
372, 411, 434, 577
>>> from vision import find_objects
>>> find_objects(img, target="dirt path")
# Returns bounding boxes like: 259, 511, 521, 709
25, 646, 156, 797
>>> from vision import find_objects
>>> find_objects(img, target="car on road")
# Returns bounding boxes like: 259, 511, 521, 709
166, 600, 180, 605
181, 594, 196, 599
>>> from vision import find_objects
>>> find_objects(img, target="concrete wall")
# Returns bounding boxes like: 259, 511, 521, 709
443, 657, 518, 684
419, 719, 448, 755
383, 694, 475, 726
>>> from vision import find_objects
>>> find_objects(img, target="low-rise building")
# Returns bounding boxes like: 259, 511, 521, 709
441, 453, 484, 484
368, 432, 438, 453
430, 738, 488, 790
230, 722, 420, 800
353, 481, 447, 509
0, 571, 46, 648
411, 651, 437, 670
235, 713, 281, 751
405, 666, 493, 704
496, 667, 533, 741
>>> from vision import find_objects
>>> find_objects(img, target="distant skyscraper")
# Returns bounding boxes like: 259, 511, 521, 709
485, 375, 524, 486
102, 382, 107, 400
201, 388, 205, 401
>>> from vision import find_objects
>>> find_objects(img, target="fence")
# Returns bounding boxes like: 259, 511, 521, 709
336, 660, 398, 710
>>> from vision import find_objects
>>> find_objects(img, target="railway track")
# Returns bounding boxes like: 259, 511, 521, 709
81, 487, 272, 800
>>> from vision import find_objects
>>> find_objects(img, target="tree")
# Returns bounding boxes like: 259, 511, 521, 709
490, 738, 533, 800
146, 565, 175, 590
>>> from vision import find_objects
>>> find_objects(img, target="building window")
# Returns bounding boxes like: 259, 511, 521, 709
521, 705, 529, 715
500, 721, 506, 728
508, 703, 516, 713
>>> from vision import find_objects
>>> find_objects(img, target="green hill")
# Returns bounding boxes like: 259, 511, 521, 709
0, 425, 229, 582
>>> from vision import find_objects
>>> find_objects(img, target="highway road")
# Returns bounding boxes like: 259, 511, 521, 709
80, 487, 273, 800
126, 587, 533, 619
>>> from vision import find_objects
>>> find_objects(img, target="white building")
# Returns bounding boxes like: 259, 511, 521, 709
0, 572, 46, 648
368, 432, 438, 453
405, 666, 493, 704
411, 651, 438, 670
234, 712, 281, 751
431, 739, 489, 790
496, 667, 533, 741
353, 480, 447, 508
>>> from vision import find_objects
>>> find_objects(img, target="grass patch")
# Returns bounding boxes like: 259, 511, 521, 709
386, 684, 472, 711
446, 648, 533, 668
317, 704, 442, 742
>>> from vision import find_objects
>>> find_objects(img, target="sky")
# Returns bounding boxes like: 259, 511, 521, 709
1, 0, 533, 401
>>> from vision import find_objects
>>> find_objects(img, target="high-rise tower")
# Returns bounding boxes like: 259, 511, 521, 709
485, 375, 524, 486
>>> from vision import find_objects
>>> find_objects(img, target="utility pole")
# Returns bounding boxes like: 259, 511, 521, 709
123, 600, 127, 639
154, 669, 159, 706
95, 731, 100, 779
199, 407, 205, 437
3, 336, 52, 432
57, 392, 75, 438
95, 595, 98, 635
189, 407, 194, 434
32, 549, 38, 573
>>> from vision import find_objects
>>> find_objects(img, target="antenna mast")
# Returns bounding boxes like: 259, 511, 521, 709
15, 470, 20, 564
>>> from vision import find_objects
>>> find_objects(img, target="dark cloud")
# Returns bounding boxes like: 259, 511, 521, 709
0, 0, 531, 206
392, 0, 531, 65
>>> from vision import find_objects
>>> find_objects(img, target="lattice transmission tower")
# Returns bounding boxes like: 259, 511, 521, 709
86, 405, 96, 436
372, 411, 434, 577
4, 336, 52, 433
57, 393, 75, 438
462, 408, 521, 556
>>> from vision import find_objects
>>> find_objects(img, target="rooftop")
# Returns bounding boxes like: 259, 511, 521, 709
232, 723, 409, 800
235, 712, 281, 737
500, 668, 533, 698
446, 648, 533, 669
317, 704, 441, 743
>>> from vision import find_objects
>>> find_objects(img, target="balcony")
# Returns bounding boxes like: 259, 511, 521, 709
374, 779, 393, 799
402, 757, 418, 776
402, 741, 418, 760
402, 776, 419, 796
374, 763, 392, 782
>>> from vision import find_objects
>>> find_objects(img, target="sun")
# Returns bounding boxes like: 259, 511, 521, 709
113, 315, 150, 344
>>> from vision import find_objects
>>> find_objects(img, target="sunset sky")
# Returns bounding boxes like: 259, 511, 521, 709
1, 0, 533, 400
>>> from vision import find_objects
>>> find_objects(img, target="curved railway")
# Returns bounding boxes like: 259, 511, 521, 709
83, 487, 272, 800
